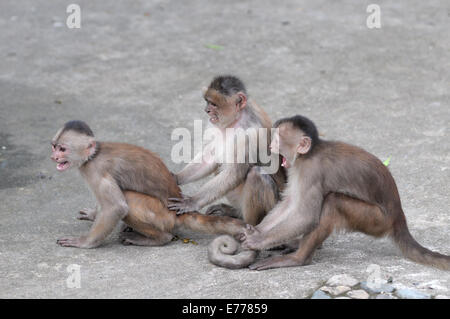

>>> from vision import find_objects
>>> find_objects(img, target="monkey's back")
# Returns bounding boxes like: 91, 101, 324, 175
95, 142, 181, 203
315, 140, 402, 216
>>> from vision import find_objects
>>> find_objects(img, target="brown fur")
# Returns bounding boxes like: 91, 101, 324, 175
212, 117, 450, 270
52, 122, 247, 249
171, 77, 286, 226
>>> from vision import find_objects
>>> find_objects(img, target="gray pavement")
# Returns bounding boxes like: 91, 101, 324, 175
0, 0, 449, 298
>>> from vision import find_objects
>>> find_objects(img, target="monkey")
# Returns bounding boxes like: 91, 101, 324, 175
51, 120, 247, 249
168, 75, 286, 226
209, 115, 450, 271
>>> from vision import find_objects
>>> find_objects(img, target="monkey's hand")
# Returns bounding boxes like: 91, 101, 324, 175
57, 236, 95, 248
77, 208, 97, 221
168, 196, 200, 215
239, 224, 263, 250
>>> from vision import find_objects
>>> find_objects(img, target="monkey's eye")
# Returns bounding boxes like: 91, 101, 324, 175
60, 147, 66, 152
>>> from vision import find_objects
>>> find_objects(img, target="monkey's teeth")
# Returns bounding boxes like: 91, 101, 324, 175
57, 161, 69, 171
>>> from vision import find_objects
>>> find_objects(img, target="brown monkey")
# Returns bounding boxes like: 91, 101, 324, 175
51, 120, 247, 248
169, 75, 285, 226
211, 115, 450, 271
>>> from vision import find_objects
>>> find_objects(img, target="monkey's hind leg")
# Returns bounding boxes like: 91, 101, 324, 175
249, 194, 340, 271
121, 192, 176, 246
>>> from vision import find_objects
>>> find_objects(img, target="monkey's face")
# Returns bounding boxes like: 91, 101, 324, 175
271, 124, 302, 168
51, 142, 73, 171
51, 130, 94, 171
204, 89, 245, 128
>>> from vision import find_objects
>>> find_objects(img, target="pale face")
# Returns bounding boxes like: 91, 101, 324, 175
204, 89, 245, 128
51, 142, 72, 171
270, 123, 305, 168
50, 130, 94, 171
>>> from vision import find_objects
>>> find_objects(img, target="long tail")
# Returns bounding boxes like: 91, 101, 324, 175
207, 235, 257, 269
392, 215, 450, 270
175, 213, 247, 236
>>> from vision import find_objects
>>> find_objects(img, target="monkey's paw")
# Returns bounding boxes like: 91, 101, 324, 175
77, 208, 97, 221
57, 236, 91, 248
240, 225, 262, 250
168, 196, 200, 215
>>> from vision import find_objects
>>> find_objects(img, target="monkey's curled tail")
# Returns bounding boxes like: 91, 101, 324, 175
207, 235, 257, 269
393, 217, 450, 271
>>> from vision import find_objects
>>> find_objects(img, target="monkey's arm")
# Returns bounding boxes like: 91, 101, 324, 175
175, 143, 219, 185
242, 185, 323, 250
169, 163, 250, 214
57, 177, 128, 248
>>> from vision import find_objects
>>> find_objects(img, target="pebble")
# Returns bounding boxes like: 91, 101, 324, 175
376, 293, 397, 299
320, 285, 351, 296
326, 274, 359, 287
311, 290, 332, 299
347, 289, 370, 299
396, 288, 431, 299
360, 281, 394, 294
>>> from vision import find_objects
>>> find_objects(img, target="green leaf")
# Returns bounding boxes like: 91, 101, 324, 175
383, 156, 391, 167
205, 44, 224, 50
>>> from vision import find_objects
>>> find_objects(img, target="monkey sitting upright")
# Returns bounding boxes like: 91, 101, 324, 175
169, 75, 285, 226
210, 115, 450, 270
51, 120, 247, 249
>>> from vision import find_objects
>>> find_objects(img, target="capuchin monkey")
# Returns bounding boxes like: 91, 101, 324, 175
210, 115, 450, 271
169, 75, 285, 226
51, 120, 247, 248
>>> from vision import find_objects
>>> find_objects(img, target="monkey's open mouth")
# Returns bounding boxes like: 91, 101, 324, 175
281, 156, 290, 168
56, 161, 70, 171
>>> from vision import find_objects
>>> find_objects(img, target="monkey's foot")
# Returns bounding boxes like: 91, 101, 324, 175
168, 197, 200, 215
120, 232, 173, 246
77, 208, 97, 221
249, 255, 306, 271
57, 237, 90, 248
240, 225, 263, 250
205, 203, 238, 217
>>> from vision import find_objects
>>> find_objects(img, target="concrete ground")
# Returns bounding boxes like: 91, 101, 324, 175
0, 0, 449, 298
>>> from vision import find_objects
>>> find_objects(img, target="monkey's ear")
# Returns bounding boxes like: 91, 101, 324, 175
236, 92, 247, 110
297, 136, 312, 154
201, 86, 208, 95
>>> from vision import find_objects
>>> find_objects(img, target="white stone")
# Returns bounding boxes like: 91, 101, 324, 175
396, 288, 431, 299
435, 295, 450, 299
326, 274, 359, 287
321, 285, 351, 296
376, 293, 397, 299
347, 289, 370, 299
311, 290, 331, 299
